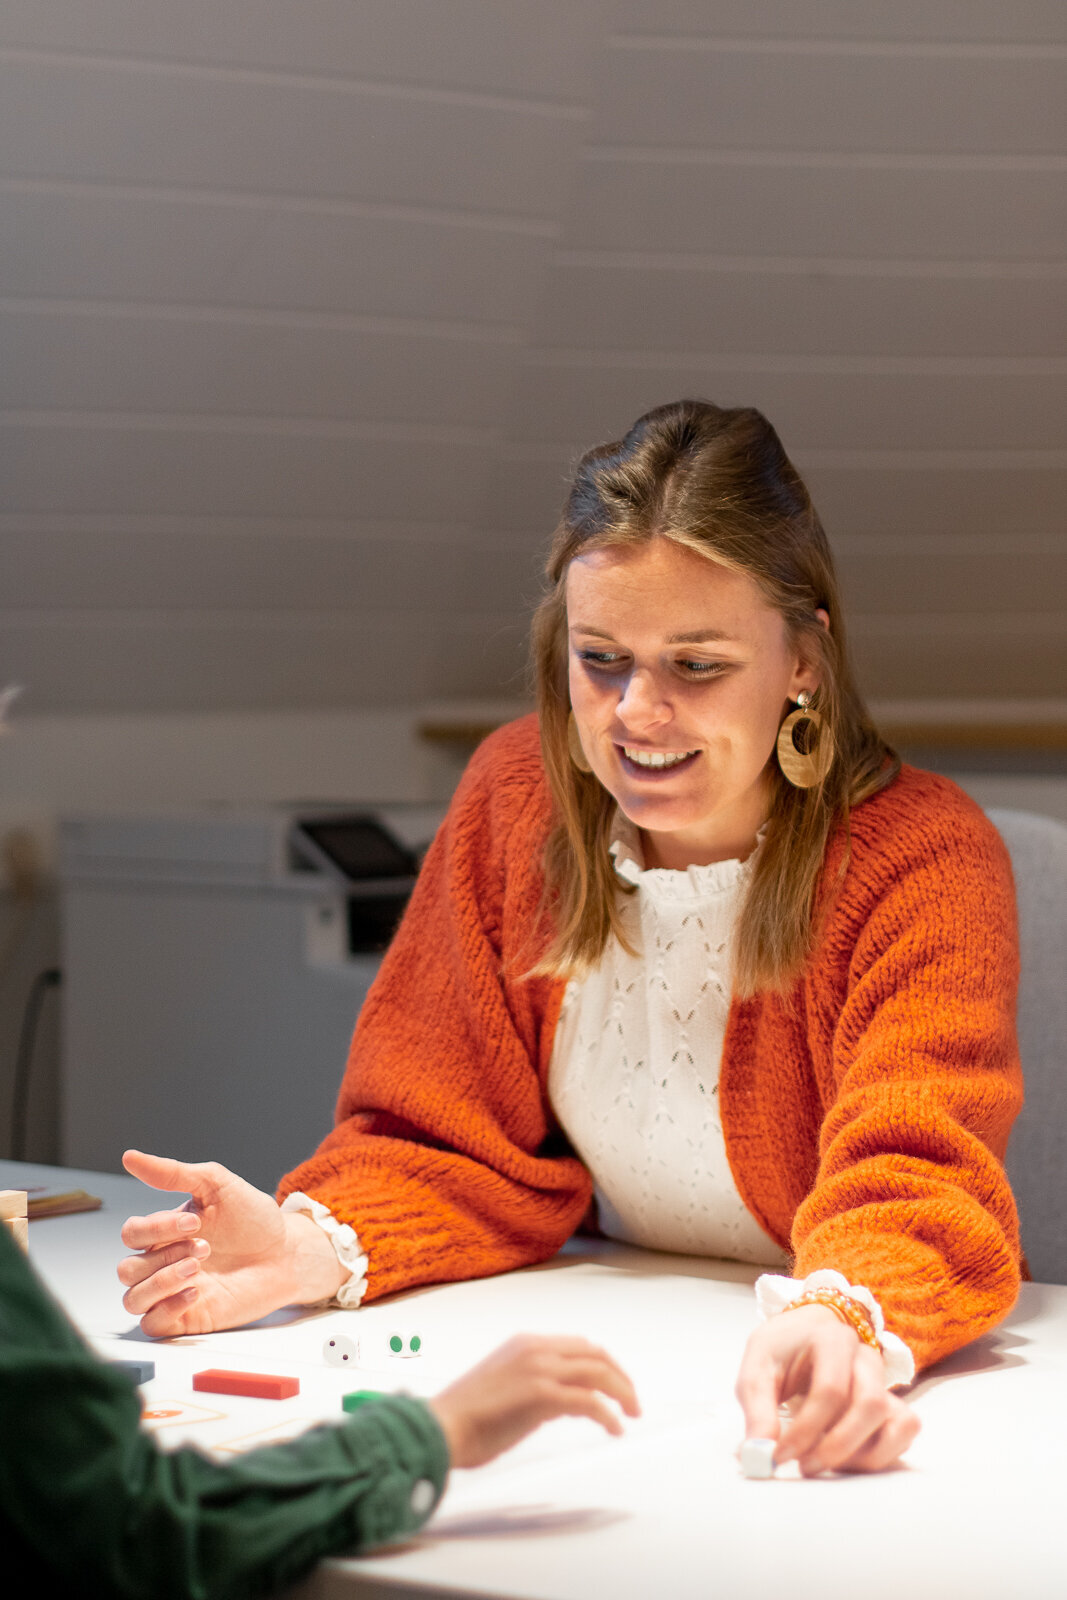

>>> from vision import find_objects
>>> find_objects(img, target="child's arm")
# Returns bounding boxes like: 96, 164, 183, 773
0, 1228, 637, 1600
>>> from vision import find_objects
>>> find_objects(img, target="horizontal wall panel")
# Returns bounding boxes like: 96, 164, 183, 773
0, 3, 605, 100
567, 158, 1064, 260
1, 308, 515, 426
596, 49, 1065, 156
0, 189, 547, 322
427, 618, 530, 701
486, 450, 1067, 540
485, 452, 579, 536
851, 614, 1067, 699
0, 525, 539, 616
0, 59, 579, 219
834, 539, 1067, 616
509, 363, 1067, 451
0, 422, 493, 522
607, 2, 1067, 45
6, 608, 1050, 713
802, 463, 1067, 538
0, 612, 527, 714
539, 259, 1067, 358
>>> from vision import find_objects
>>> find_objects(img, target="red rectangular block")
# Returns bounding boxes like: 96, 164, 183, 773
192, 1368, 299, 1400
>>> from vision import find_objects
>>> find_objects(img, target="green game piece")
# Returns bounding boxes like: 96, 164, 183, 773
342, 1390, 384, 1414
389, 1335, 403, 1353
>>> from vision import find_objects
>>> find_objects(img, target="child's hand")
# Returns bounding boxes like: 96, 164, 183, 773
429, 1334, 640, 1468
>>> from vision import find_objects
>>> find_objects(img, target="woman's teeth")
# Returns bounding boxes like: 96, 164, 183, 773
623, 747, 698, 768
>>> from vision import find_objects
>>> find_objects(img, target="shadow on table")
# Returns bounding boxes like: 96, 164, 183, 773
117, 1302, 322, 1343
908, 1326, 1029, 1399
406, 1504, 630, 1545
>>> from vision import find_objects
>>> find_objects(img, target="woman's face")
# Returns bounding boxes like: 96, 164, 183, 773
566, 538, 823, 869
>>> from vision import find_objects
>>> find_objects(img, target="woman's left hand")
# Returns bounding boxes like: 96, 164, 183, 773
735, 1304, 920, 1475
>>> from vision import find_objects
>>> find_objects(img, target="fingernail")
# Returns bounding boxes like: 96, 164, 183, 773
177, 1213, 199, 1232
178, 1258, 199, 1278
181, 1285, 198, 1301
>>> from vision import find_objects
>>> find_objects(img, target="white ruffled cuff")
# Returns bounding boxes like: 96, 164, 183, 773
281, 1191, 368, 1309
755, 1268, 915, 1389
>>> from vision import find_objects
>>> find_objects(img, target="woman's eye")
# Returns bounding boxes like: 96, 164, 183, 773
678, 659, 725, 677
577, 649, 626, 669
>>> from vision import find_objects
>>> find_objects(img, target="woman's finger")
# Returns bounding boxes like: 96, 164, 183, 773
137, 1284, 201, 1340
774, 1324, 858, 1465
734, 1345, 784, 1447
794, 1347, 891, 1474
839, 1402, 921, 1474
120, 1207, 201, 1252
121, 1255, 202, 1317
116, 1236, 210, 1288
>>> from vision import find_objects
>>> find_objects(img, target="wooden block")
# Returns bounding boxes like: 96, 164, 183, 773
27, 1189, 102, 1220
3, 1215, 29, 1251
192, 1368, 299, 1401
0, 1189, 28, 1220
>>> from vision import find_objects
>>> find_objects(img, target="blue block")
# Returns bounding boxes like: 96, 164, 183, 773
108, 1358, 156, 1385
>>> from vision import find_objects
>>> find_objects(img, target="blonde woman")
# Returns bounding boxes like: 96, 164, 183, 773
119, 401, 1022, 1476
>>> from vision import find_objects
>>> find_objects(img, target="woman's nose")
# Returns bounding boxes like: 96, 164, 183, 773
616, 669, 671, 731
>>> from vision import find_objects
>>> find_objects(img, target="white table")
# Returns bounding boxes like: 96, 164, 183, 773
4, 1159, 1065, 1600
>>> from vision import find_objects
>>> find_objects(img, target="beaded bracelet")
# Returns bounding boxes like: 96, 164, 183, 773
781, 1287, 881, 1352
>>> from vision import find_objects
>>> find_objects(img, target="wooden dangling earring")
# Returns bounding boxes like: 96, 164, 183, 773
567, 712, 592, 773
776, 691, 834, 788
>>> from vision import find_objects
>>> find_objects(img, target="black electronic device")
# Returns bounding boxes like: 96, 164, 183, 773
290, 813, 422, 954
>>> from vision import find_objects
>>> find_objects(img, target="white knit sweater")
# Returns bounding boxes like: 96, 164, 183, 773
548, 813, 787, 1267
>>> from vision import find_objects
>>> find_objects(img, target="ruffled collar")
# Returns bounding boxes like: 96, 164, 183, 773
608, 810, 764, 902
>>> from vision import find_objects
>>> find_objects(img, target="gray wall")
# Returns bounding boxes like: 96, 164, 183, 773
2, 1, 1064, 716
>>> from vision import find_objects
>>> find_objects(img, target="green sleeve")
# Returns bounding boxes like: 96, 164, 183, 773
0, 1228, 449, 1600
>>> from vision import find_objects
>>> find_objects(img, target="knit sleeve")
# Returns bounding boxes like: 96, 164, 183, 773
277, 717, 592, 1299
790, 781, 1024, 1373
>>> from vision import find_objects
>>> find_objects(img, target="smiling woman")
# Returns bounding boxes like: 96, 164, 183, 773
118, 400, 1022, 1483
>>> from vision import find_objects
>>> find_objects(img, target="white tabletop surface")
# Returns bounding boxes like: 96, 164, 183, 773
4, 1159, 1065, 1600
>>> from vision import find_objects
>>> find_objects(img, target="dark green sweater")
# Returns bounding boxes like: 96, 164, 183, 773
0, 1227, 449, 1599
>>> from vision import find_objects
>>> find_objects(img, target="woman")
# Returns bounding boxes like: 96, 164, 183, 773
119, 400, 1023, 1477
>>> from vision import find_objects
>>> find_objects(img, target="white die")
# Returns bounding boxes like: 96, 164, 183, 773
323, 1334, 359, 1369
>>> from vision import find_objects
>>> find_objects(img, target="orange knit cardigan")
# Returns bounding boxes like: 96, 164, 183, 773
279, 715, 1023, 1373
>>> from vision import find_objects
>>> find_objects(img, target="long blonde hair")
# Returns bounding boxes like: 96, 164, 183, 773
530, 399, 898, 997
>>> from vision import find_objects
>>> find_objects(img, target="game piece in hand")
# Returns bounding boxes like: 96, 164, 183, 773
739, 1438, 776, 1479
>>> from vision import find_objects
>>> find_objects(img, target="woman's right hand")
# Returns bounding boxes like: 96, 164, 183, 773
117, 1150, 345, 1337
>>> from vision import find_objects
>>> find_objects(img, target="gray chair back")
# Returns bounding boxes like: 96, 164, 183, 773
987, 808, 1067, 1285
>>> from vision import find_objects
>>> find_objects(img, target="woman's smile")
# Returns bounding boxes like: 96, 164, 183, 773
617, 744, 702, 776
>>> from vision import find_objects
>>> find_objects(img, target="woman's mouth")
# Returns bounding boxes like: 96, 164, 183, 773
618, 744, 701, 777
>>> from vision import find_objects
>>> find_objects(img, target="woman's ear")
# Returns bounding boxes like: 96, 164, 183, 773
788, 610, 830, 701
